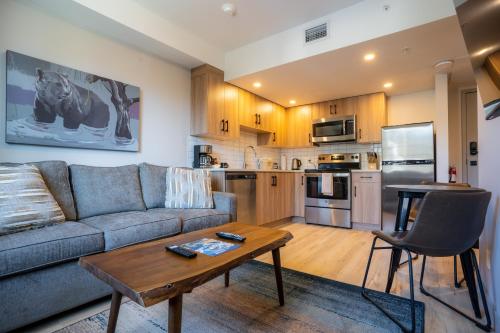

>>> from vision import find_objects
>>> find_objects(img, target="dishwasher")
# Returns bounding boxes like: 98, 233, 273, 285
224, 172, 256, 225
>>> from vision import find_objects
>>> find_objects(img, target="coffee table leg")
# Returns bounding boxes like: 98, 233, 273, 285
272, 248, 285, 306
168, 294, 183, 333
107, 290, 122, 333
225, 271, 230, 287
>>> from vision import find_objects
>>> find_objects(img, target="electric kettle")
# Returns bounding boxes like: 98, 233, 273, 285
291, 158, 302, 170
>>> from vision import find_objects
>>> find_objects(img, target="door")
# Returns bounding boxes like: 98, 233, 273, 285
462, 90, 478, 186
357, 93, 386, 143
256, 96, 273, 132
224, 83, 240, 139
238, 88, 257, 129
285, 105, 312, 147
256, 173, 275, 225
294, 173, 305, 217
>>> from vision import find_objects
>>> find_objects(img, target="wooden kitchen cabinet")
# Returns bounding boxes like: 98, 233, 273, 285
257, 103, 286, 147
356, 92, 387, 143
255, 95, 274, 132
190, 64, 226, 139
256, 172, 295, 225
285, 105, 313, 148
311, 97, 358, 120
351, 172, 381, 227
294, 173, 305, 217
223, 83, 240, 139
238, 88, 257, 129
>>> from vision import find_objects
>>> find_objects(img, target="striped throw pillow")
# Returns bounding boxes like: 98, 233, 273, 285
165, 167, 214, 209
0, 164, 65, 235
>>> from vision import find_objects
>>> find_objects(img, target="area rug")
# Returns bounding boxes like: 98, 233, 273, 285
57, 261, 424, 333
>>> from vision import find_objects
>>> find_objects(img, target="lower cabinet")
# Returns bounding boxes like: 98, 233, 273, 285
256, 172, 295, 225
294, 173, 305, 217
351, 172, 381, 227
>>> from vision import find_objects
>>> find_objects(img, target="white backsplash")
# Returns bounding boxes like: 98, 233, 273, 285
188, 131, 381, 170
187, 132, 281, 169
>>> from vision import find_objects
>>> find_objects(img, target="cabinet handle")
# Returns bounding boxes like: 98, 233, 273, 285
273, 132, 276, 142
301, 175, 304, 186
220, 119, 225, 132
334, 104, 337, 114
225, 120, 229, 132
358, 128, 362, 139
258, 114, 261, 125
354, 185, 357, 197
255, 113, 259, 125
360, 176, 372, 179
274, 175, 277, 186
329, 104, 333, 115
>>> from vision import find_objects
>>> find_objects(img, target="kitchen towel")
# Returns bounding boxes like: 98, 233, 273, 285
321, 173, 334, 195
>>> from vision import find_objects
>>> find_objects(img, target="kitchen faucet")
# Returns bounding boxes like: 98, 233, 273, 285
243, 145, 257, 169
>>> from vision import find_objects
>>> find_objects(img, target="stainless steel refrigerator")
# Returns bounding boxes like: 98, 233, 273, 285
381, 122, 435, 230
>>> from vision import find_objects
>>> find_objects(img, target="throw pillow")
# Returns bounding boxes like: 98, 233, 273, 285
165, 167, 214, 209
0, 164, 65, 235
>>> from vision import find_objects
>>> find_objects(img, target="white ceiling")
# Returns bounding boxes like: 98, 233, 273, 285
229, 16, 475, 106
133, 0, 363, 51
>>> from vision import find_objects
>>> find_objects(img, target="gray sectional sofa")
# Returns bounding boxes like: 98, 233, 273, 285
0, 161, 236, 332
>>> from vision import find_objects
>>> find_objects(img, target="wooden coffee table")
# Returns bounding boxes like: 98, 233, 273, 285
79, 222, 293, 333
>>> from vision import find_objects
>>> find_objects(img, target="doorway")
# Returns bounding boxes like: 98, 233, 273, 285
461, 90, 478, 186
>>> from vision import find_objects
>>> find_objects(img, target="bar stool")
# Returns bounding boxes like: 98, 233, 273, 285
361, 191, 492, 332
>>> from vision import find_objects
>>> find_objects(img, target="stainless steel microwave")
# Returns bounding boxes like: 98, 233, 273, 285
311, 115, 356, 143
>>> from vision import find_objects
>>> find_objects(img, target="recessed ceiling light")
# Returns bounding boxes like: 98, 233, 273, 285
364, 53, 376, 61
221, 3, 237, 16
383, 82, 393, 88
253, 82, 262, 88
289, 100, 296, 105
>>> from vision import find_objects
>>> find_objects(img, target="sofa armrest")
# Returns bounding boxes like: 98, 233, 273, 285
213, 191, 237, 222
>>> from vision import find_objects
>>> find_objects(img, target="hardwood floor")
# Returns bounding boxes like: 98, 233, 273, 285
257, 221, 485, 333
23, 221, 485, 333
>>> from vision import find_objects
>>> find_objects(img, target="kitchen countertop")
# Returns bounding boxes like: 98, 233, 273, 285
351, 169, 381, 173
209, 168, 304, 173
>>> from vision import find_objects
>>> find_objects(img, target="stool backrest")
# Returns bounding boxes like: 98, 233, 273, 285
403, 191, 491, 257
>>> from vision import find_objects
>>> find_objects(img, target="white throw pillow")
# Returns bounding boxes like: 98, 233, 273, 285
164, 167, 214, 209
0, 164, 65, 235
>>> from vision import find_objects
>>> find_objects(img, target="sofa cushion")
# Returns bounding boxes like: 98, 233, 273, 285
0, 161, 76, 220
0, 222, 104, 278
0, 165, 66, 236
70, 164, 146, 219
79, 210, 181, 250
165, 168, 214, 209
150, 208, 230, 233
139, 163, 167, 209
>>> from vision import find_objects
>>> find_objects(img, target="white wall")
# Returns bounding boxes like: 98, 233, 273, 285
387, 89, 435, 126
477, 93, 500, 329
0, 0, 191, 167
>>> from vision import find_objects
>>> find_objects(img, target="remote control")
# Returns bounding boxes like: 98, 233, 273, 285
166, 245, 197, 258
216, 232, 246, 242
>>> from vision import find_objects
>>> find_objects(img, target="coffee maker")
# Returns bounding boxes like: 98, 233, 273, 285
193, 145, 213, 168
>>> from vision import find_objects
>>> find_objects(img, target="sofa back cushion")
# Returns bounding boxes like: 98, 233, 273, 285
139, 163, 167, 209
0, 161, 76, 220
0, 165, 65, 235
70, 165, 146, 219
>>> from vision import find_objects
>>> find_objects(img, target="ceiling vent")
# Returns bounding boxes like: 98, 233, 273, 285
305, 22, 328, 44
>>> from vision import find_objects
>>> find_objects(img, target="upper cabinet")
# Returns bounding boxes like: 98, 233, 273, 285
191, 65, 239, 139
356, 92, 387, 143
311, 97, 358, 120
257, 103, 286, 147
239, 89, 274, 133
285, 105, 313, 148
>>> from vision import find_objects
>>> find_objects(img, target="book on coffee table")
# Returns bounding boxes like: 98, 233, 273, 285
181, 238, 240, 256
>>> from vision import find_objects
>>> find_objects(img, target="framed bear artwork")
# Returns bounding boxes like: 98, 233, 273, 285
5, 50, 140, 151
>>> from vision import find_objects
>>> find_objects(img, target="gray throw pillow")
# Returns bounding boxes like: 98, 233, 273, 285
165, 167, 214, 209
0, 165, 65, 235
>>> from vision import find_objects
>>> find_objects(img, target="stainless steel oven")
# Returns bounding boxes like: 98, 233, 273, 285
304, 153, 360, 228
311, 115, 356, 144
